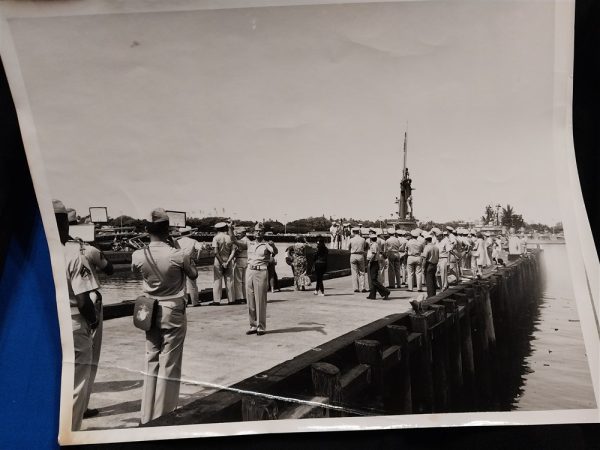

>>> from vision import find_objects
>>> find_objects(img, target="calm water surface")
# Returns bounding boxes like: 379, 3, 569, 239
98, 242, 298, 304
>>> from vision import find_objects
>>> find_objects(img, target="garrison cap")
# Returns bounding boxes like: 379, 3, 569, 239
150, 208, 169, 223
52, 199, 67, 215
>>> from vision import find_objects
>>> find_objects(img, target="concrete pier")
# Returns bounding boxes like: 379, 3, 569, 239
84, 276, 421, 430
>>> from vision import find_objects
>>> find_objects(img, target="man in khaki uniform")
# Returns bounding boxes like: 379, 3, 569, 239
132, 208, 197, 424
437, 230, 454, 291
347, 227, 367, 293
406, 229, 424, 292
67, 208, 114, 420
212, 222, 236, 305
54, 200, 100, 431
177, 227, 203, 307
245, 224, 275, 335
232, 227, 250, 304
385, 227, 402, 289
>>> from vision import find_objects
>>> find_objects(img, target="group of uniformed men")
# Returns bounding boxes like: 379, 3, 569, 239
56, 199, 277, 429
345, 224, 518, 300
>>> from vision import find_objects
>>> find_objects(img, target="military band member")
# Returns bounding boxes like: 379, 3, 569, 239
212, 222, 236, 305
348, 227, 367, 293
54, 200, 99, 431
385, 227, 402, 289
246, 223, 275, 335
67, 208, 114, 420
132, 208, 198, 424
177, 227, 203, 307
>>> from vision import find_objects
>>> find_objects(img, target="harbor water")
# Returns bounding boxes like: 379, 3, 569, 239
98, 242, 299, 305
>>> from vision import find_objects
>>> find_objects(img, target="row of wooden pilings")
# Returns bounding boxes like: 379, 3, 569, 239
146, 250, 543, 426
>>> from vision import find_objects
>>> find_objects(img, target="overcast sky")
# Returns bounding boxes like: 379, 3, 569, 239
9, 1, 560, 224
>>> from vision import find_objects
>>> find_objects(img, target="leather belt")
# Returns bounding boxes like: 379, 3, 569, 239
249, 265, 268, 270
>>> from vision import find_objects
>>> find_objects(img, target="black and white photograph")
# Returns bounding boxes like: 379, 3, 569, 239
0, 0, 598, 445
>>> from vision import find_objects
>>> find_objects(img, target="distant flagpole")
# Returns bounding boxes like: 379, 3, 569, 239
402, 122, 408, 177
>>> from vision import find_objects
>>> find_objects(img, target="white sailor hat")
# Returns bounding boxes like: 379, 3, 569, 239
52, 199, 67, 215
150, 208, 169, 223
410, 229, 420, 237
214, 222, 228, 229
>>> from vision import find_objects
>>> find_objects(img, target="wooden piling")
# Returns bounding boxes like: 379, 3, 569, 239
409, 311, 435, 413
441, 299, 463, 409
242, 394, 278, 421
355, 339, 384, 408
311, 362, 341, 417
387, 325, 412, 413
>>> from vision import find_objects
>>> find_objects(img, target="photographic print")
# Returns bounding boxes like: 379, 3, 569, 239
1, 0, 597, 444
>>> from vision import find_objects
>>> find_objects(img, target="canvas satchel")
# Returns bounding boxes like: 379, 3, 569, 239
133, 296, 157, 331
132, 247, 162, 331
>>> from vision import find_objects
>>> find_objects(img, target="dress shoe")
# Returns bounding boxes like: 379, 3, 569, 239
361, 289, 368, 293
353, 289, 359, 293
257, 330, 266, 336
366, 296, 376, 300
246, 328, 257, 335
382, 293, 390, 300
83, 408, 99, 419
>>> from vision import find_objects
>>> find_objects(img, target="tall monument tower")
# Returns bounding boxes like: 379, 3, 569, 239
395, 127, 417, 228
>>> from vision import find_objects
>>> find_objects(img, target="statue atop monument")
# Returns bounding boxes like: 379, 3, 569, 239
397, 129, 415, 222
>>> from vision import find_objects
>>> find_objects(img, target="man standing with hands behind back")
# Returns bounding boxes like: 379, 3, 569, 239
245, 223, 275, 335
212, 221, 236, 305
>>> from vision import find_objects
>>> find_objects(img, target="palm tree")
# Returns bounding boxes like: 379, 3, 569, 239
501, 204, 515, 227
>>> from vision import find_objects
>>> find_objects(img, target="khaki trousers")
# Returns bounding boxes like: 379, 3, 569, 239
213, 261, 234, 305
406, 255, 422, 291
185, 276, 199, 306
141, 298, 187, 424
350, 254, 366, 291
387, 252, 401, 287
233, 258, 248, 301
247, 268, 268, 331
83, 302, 103, 414
72, 313, 93, 431
438, 257, 449, 290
